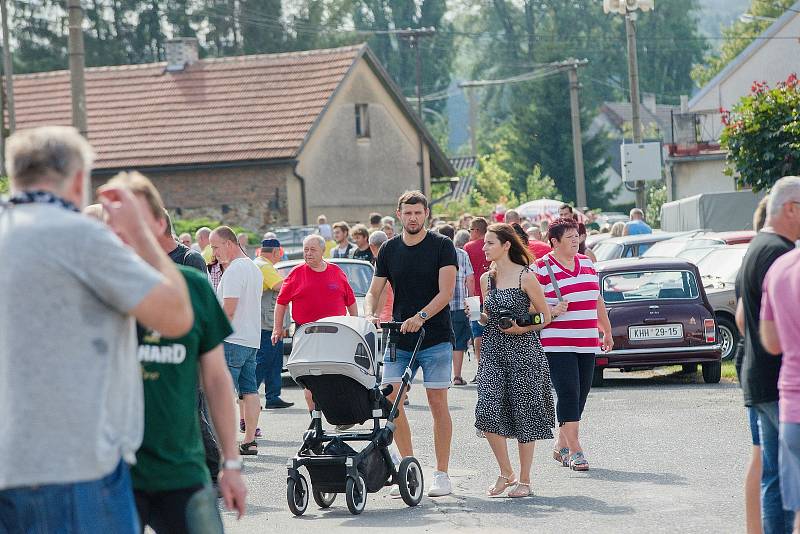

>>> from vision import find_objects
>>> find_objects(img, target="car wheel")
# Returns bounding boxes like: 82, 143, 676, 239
592, 367, 604, 388
702, 361, 722, 384
717, 316, 738, 361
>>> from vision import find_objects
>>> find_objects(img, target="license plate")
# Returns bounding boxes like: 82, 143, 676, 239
628, 324, 684, 341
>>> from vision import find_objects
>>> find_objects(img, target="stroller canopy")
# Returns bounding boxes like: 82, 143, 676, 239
287, 316, 379, 390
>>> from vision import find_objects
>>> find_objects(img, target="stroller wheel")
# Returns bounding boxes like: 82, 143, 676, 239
345, 475, 367, 515
312, 488, 336, 508
398, 457, 424, 507
287, 474, 309, 516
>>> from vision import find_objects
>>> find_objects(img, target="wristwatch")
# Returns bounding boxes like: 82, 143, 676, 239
222, 458, 243, 471
417, 311, 429, 321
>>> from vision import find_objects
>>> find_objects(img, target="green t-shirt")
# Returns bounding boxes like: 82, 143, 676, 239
131, 267, 233, 492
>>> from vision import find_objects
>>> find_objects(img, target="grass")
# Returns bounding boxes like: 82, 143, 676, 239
652, 360, 737, 384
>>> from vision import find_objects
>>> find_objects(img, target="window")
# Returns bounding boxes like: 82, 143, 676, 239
602, 270, 700, 303
355, 103, 370, 138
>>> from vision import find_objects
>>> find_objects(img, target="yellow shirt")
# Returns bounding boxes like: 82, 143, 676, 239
324, 240, 336, 258
201, 245, 214, 265
254, 256, 283, 291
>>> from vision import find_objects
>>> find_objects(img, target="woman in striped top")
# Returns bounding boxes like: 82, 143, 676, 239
533, 217, 613, 472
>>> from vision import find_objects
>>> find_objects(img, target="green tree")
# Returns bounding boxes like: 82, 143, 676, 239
645, 181, 667, 228
720, 74, 800, 192
0, 176, 8, 195
692, 0, 796, 87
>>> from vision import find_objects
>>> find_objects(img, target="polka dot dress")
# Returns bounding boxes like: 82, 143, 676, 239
475, 270, 555, 443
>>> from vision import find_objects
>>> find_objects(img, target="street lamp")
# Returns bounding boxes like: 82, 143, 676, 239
604, 0, 654, 212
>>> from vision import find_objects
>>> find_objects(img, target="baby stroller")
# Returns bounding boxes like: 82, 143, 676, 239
285, 316, 424, 516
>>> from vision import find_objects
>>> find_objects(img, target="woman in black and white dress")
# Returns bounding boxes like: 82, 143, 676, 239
471, 223, 554, 498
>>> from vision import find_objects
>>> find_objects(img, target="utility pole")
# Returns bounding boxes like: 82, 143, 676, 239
466, 88, 477, 157
68, 0, 87, 137
398, 27, 435, 196
625, 12, 646, 213
1, 0, 14, 133
566, 62, 586, 208
461, 59, 589, 205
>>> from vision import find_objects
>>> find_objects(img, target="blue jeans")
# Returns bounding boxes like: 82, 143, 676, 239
256, 329, 284, 403
754, 401, 796, 534
223, 342, 258, 395
0, 460, 139, 533
381, 342, 453, 389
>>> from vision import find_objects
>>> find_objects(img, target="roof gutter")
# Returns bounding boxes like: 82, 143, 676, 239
292, 160, 308, 226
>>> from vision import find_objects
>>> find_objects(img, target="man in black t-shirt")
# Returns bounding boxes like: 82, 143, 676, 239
365, 191, 457, 498
735, 176, 800, 534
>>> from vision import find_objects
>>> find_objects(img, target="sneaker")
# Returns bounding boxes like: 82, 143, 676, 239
239, 419, 245, 433
264, 399, 294, 409
427, 471, 452, 497
469, 375, 478, 384
254, 427, 263, 438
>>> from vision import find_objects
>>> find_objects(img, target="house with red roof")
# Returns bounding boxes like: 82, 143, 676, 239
13, 39, 455, 230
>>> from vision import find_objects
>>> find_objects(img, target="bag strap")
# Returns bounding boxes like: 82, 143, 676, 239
543, 256, 563, 302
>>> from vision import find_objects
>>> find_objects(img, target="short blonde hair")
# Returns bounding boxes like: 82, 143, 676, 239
105, 171, 165, 221
6, 126, 94, 189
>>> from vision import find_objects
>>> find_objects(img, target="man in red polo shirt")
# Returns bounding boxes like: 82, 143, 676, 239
272, 234, 358, 410
463, 217, 490, 382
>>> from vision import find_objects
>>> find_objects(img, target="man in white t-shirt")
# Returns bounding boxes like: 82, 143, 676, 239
210, 226, 264, 456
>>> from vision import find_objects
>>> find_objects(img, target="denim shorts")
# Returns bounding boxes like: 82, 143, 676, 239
749, 406, 761, 446
470, 320, 485, 338
381, 341, 453, 389
780, 422, 800, 511
451, 310, 471, 351
223, 342, 258, 395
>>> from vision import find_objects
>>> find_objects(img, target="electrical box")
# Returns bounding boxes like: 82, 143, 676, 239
621, 141, 662, 182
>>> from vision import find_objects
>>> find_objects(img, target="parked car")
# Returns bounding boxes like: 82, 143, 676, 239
595, 212, 629, 227
641, 237, 726, 258
676, 245, 725, 265
592, 232, 691, 262
594, 257, 722, 386
695, 244, 749, 361
275, 258, 374, 360
586, 233, 611, 250
700, 230, 756, 245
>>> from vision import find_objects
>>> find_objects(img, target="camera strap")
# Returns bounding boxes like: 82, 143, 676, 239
543, 256, 563, 302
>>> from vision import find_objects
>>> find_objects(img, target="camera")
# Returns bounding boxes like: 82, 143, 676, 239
497, 309, 545, 330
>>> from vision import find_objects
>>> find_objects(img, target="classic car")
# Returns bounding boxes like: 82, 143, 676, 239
594, 257, 722, 386
695, 244, 749, 361
592, 232, 695, 262
275, 258, 375, 360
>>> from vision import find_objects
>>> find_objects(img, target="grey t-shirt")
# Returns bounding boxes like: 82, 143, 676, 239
0, 203, 162, 489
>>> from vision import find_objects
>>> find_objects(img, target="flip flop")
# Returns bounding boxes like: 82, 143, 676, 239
487, 474, 518, 497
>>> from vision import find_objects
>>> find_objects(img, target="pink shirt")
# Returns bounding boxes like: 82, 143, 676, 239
761, 248, 800, 423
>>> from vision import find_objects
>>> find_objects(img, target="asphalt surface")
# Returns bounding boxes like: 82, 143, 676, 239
222, 359, 749, 533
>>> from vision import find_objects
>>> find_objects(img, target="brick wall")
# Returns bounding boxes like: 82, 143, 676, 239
93, 163, 291, 232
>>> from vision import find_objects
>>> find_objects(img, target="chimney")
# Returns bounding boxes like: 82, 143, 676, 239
642, 92, 657, 114
165, 38, 198, 72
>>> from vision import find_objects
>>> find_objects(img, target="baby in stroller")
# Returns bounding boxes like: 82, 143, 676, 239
285, 316, 425, 515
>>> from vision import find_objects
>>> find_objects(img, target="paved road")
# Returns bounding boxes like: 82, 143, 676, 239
222, 360, 749, 533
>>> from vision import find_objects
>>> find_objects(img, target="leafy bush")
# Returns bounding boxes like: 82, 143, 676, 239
171, 216, 260, 244
646, 181, 667, 229
721, 74, 800, 192
0, 176, 8, 195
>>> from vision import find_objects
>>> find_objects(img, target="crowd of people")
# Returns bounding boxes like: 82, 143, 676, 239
2, 125, 799, 534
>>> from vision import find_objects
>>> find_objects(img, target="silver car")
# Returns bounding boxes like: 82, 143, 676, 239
695, 245, 749, 361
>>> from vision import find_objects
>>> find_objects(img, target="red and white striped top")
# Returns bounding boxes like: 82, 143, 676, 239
533, 252, 601, 354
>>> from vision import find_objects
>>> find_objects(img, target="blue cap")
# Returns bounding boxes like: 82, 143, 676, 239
261, 238, 281, 248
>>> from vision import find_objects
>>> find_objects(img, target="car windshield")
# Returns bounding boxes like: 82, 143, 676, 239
593, 242, 623, 261
642, 238, 722, 258
276, 262, 373, 297
696, 247, 748, 284
602, 270, 700, 302
677, 246, 721, 264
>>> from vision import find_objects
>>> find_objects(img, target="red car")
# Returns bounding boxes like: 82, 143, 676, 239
594, 257, 722, 386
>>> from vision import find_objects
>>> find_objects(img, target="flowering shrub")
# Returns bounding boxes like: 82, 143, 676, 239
720, 73, 800, 192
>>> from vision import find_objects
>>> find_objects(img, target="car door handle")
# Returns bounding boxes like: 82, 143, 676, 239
643, 318, 667, 324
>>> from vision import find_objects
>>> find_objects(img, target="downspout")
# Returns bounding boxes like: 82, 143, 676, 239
292, 160, 308, 226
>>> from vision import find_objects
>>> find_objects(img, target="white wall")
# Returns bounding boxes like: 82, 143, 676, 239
690, 14, 800, 111
668, 155, 735, 201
